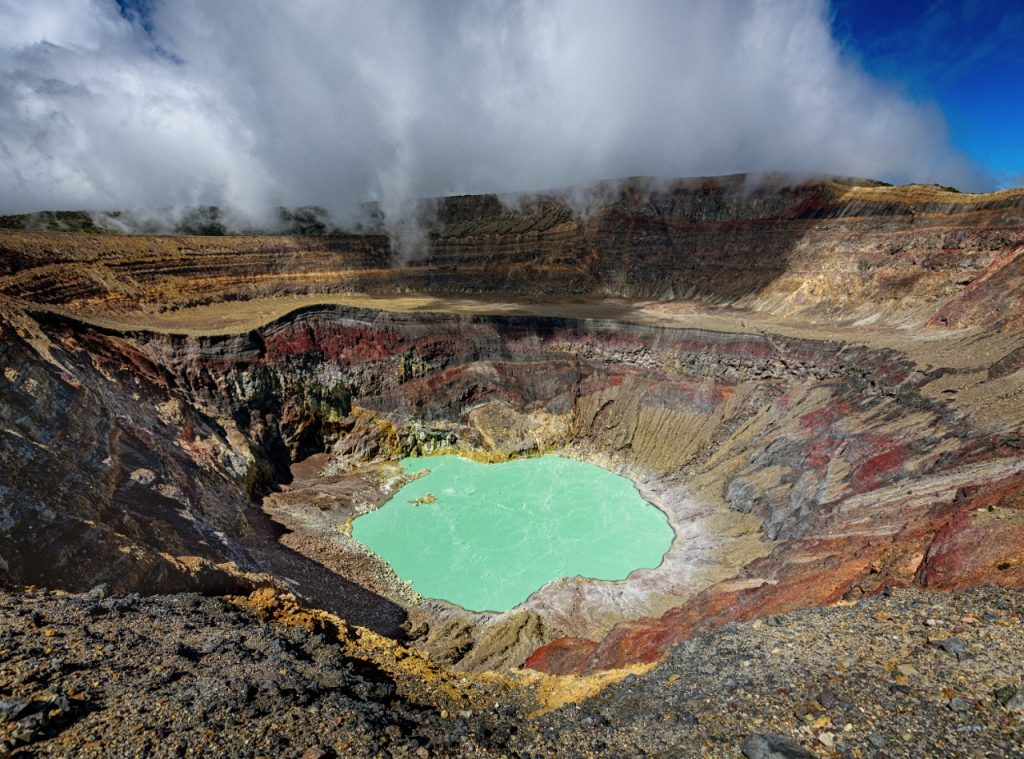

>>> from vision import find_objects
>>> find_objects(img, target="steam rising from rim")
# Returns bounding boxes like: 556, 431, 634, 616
0, 0, 990, 257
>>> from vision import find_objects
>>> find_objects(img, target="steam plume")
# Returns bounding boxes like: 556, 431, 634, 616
0, 0, 990, 243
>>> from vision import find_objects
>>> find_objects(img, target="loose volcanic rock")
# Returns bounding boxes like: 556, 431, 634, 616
0, 586, 1022, 757
741, 733, 818, 759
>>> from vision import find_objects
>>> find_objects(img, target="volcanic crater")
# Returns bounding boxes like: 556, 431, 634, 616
3, 175, 1024, 755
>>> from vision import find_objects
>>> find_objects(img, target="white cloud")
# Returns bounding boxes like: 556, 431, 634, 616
0, 0, 990, 224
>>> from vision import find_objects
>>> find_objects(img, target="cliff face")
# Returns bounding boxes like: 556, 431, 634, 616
1, 175, 1023, 675
2, 176, 1023, 329
0, 307, 264, 595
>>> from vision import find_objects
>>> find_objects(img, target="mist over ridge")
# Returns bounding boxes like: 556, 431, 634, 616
0, 0, 990, 236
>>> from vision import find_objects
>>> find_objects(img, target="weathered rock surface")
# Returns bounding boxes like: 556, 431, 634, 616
1, 584, 1021, 757
0, 305, 266, 596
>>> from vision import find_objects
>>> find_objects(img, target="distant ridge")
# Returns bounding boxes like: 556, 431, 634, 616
5, 173, 1014, 237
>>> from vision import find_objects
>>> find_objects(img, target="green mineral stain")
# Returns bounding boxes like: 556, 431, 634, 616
351, 455, 674, 612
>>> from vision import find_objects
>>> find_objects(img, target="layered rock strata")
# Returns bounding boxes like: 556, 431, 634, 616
3, 176, 1023, 330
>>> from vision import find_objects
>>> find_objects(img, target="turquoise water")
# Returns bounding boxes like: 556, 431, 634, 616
351, 455, 674, 612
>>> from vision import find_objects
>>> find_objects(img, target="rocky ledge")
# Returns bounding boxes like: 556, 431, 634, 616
1, 585, 1021, 758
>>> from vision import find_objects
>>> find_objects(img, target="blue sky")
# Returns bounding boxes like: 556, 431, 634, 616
833, 0, 1024, 188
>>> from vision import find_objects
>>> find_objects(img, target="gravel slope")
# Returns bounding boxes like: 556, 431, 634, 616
2, 585, 1022, 758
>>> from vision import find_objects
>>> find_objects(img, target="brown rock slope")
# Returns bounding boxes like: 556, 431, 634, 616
1, 175, 1023, 676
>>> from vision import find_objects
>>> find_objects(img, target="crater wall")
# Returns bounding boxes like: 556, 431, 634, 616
3, 299, 1022, 671
3, 176, 1024, 331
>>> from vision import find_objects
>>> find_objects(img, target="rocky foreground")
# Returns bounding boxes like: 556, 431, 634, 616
1, 584, 1021, 758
